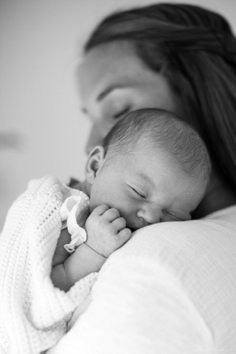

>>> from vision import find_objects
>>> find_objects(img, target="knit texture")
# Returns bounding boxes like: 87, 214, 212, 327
0, 176, 97, 354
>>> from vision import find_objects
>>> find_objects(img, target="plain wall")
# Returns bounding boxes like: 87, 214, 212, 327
1, 0, 236, 228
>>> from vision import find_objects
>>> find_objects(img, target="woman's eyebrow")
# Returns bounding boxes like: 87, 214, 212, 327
97, 86, 114, 101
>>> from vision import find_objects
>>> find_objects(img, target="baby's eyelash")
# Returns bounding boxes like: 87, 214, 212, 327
130, 186, 146, 199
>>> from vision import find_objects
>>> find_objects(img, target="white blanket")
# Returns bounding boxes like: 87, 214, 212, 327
49, 205, 236, 354
0, 176, 97, 354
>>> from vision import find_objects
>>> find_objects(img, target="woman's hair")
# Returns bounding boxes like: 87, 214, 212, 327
103, 108, 211, 185
84, 3, 236, 190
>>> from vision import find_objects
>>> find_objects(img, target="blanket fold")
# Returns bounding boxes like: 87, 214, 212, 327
0, 176, 97, 354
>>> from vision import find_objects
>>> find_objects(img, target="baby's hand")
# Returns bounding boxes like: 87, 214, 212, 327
85, 204, 132, 258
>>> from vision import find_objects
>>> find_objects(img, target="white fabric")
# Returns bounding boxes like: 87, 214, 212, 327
48, 205, 236, 354
60, 193, 89, 253
0, 176, 97, 354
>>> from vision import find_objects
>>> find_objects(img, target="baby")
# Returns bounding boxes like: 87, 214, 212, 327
51, 108, 211, 291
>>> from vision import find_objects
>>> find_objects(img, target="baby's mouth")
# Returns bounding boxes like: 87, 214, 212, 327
128, 218, 151, 231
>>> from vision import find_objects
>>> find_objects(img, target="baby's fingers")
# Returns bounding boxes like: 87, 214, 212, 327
91, 204, 110, 216
112, 217, 127, 231
117, 228, 132, 245
103, 207, 120, 221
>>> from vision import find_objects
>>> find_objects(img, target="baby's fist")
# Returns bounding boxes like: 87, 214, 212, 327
85, 205, 132, 257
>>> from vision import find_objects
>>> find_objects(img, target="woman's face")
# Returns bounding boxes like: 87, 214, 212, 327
78, 41, 178, 153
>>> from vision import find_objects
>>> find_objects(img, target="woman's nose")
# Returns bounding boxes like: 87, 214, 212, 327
137, 205, 162, 225
85, 125, 103, 154
85, 120, 116, 154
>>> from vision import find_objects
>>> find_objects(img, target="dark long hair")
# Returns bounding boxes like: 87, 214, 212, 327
84, 3, 236, 190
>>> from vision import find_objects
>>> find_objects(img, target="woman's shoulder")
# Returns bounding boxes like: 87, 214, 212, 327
99, 209, 236, 352
126, 204, 236, 260
204, 203, 236, 224
121, 206, 236, 287
57, 206, 236, 354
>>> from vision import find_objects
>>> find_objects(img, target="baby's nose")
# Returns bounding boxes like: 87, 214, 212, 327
137, 205, 162, 225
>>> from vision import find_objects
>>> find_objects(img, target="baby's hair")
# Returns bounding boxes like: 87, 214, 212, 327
103, 108, 211, 185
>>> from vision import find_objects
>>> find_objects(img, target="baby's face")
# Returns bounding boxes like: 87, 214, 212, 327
89, 146, 205, 230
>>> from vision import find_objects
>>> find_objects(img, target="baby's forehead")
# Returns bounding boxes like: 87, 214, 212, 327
125, 141, 204, 183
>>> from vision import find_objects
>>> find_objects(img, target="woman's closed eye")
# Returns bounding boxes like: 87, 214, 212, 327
113, 106, 131, 119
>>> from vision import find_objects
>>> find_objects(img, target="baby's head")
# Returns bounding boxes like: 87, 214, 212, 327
85, 108, 211, 230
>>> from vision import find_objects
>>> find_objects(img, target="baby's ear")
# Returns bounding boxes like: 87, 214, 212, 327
85, 146, 105, 184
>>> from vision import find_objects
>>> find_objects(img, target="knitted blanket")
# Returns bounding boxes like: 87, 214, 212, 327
0, 176, 97, 354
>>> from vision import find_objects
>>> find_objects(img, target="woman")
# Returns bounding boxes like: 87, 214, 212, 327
51, 3, 236, 353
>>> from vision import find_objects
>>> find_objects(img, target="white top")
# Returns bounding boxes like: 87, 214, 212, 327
48, 205, 236, 354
